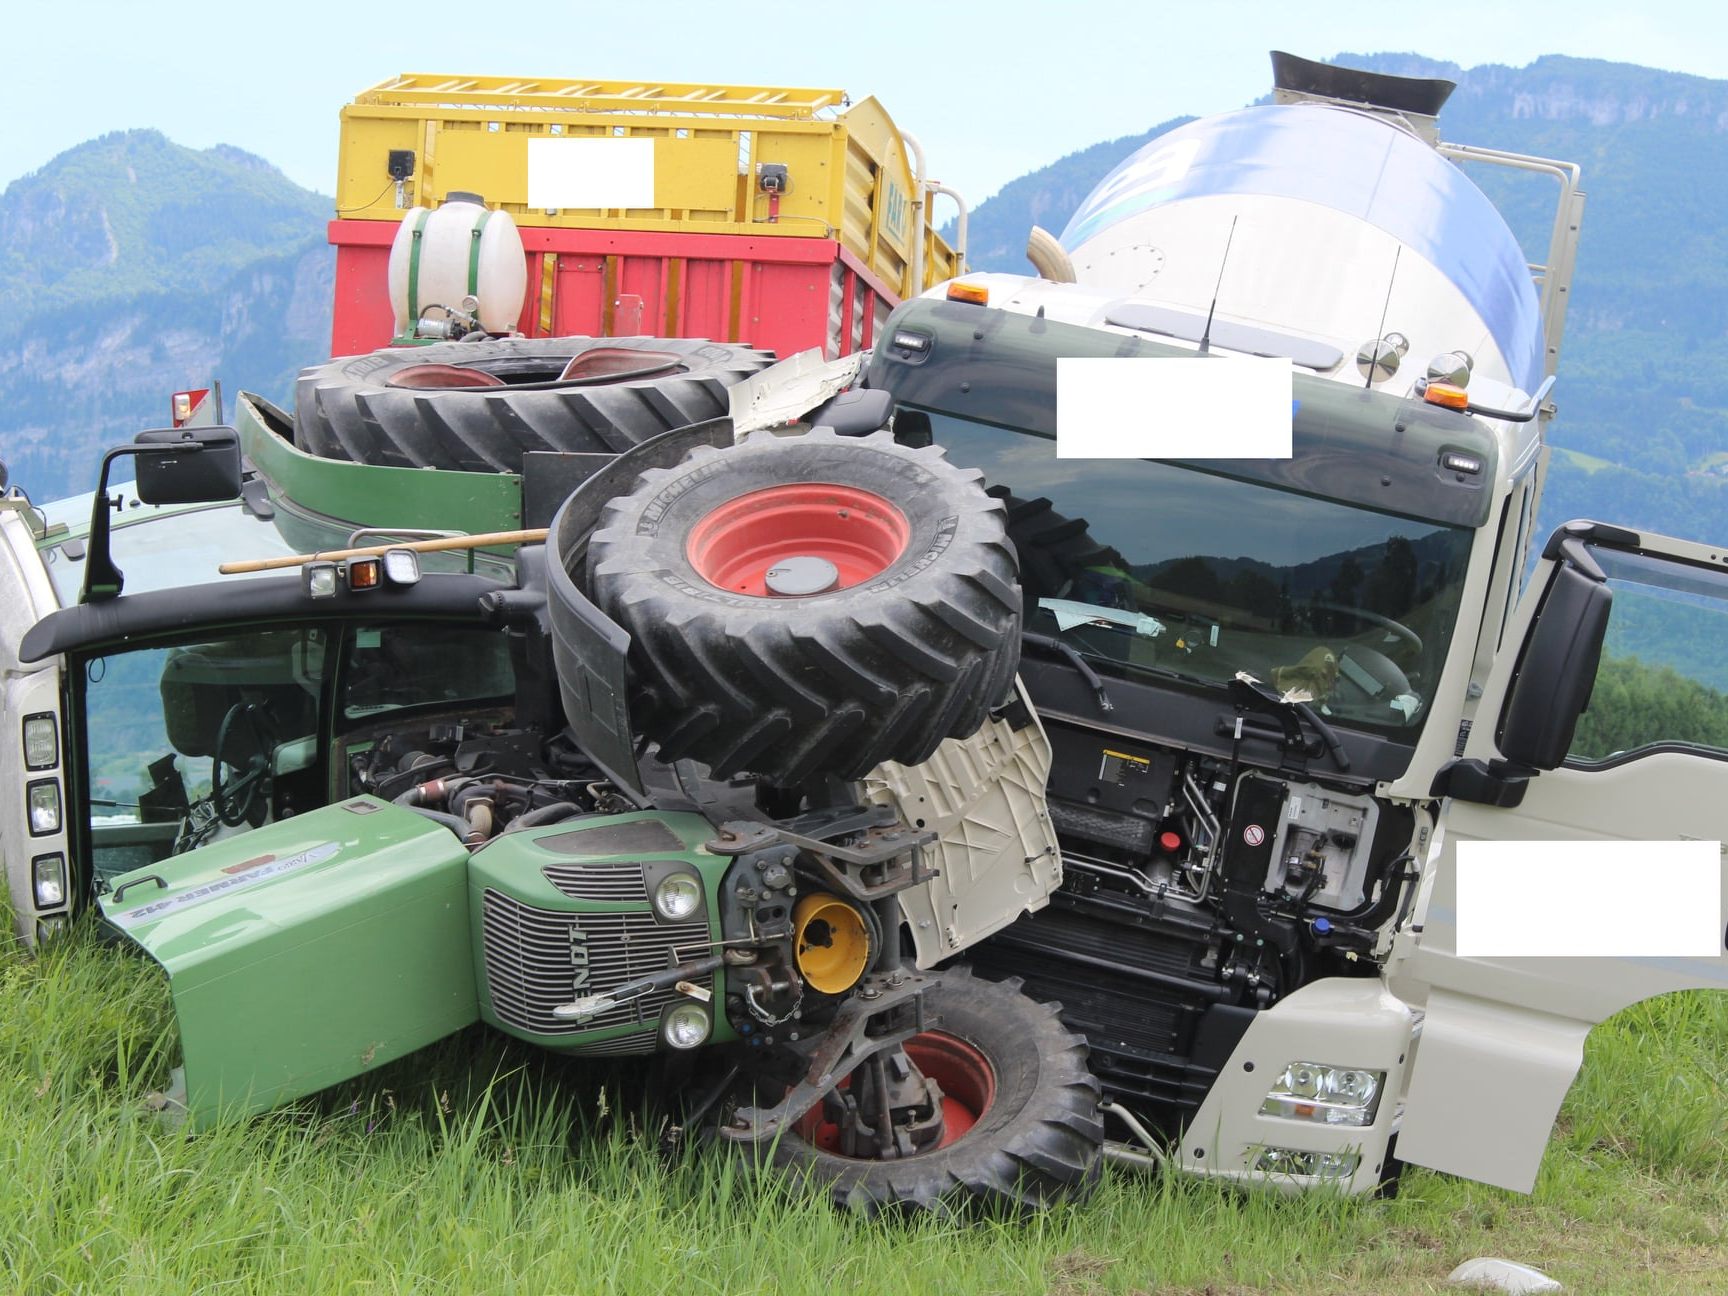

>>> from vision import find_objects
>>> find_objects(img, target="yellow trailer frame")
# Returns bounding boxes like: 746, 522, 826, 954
336, 74, 963, 299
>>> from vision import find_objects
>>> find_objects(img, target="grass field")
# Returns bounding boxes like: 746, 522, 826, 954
2, 920, 1723, 1295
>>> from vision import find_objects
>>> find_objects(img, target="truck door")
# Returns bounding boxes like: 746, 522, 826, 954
1391, 522, 1728, 1192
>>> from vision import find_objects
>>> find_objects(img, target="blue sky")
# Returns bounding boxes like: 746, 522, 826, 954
8, 1, 1727, 204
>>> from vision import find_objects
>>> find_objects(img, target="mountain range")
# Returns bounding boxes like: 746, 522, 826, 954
2, 55, 1726, 551
0, 130, 331, 501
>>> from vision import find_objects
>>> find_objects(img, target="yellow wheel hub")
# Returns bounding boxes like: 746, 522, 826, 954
792, 893, 873, 994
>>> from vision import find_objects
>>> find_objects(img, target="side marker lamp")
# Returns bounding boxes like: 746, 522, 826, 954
1422, 381, 1470, 410
945, 281, 990, 306
23, 714, 58, 770
27, 779, 61, 835
304, 561, 339, 599
1441, 450, 1484, 475
347, 557, 382, 590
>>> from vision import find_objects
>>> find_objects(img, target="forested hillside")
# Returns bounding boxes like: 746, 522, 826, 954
0, 131, 332, 501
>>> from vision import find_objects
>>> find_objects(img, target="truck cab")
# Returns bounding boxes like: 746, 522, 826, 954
852, 53, 1724, 1196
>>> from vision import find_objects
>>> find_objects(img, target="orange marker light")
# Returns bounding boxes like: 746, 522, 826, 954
945, 281, 990, 306
347, 557, 382, 590
1423, 382, 1470, 410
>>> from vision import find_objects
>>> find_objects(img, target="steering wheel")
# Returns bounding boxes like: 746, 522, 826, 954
1332, 643, 1417, 715
1305, 601, 1424, 656
212, 702, 276, 827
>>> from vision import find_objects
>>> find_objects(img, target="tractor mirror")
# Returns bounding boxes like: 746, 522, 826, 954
132, 427, 243, 505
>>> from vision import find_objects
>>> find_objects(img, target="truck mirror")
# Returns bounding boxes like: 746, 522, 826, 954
132, 428, 243, 505
1495, 561, 1612, 770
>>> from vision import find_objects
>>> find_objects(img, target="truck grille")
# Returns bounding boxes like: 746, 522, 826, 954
481, 889, 710, 1037
541, 862, 649, 903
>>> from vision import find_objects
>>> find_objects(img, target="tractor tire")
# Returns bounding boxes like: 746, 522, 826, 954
767, 970, 1104, 1214
988, 488, 1117, 602
586, 429, 1021, 786
293, 336, 776, 473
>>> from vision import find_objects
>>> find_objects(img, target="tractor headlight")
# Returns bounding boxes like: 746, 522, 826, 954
32, 854, 66, 909
304, 561, 339, 598
662, 1001, 711, 1050
27, 779, 61, 835
1258, 1061, 1384, 1127
652, 871, 702, 922
23, 713, 58, 770
35, 915, 69, 943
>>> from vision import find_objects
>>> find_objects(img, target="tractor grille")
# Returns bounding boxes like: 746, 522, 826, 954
481, 889, 709, 1036
541, 862, 649, 903
566, 1030, 661, 1057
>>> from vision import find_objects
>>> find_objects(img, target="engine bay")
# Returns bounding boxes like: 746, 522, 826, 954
969, 714, 1416, 1137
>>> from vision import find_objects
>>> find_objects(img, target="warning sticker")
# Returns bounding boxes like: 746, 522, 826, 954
1242, 824, 1266, 847
112, 842, 341, 927
1099, 749, 1152, 786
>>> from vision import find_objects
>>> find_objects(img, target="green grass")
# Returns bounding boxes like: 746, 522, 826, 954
2, 921, 1723, 1295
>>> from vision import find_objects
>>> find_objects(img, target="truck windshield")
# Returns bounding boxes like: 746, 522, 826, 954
914, 413, 1473, 737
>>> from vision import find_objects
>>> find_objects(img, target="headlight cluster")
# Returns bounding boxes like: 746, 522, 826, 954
1258, 1061, 1384, 1127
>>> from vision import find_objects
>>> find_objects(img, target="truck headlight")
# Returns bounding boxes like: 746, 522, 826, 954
27, 779, 61, 835
662, 1002, 711, 1050
23, 714, 58, 770
1258, 1061, 1384, 1127
1251, 1145, 1360, 1178
32, 854, 66, 909
652, 871, 702, 922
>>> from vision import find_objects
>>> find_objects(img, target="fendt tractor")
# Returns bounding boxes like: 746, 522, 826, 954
3, 55, 1725, 1212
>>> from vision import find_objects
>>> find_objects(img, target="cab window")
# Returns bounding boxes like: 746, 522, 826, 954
1567, 548, 1728, 763
81, 628, 329, 883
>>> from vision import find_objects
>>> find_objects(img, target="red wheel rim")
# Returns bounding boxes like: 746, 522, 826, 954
796, 1031, 996, 1156
686, 483, 910, 597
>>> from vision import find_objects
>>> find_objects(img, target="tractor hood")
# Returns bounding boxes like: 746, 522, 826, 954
101, 797, 476, 1127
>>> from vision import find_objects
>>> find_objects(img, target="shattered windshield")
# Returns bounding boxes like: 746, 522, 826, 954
912, 413, 1473, 737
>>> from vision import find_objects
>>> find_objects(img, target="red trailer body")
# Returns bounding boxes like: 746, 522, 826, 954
328, 220, 897, 361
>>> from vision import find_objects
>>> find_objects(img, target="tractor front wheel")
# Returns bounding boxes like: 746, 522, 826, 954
765, 970, 1103, 1214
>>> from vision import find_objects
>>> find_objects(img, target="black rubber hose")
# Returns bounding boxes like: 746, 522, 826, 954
402, 805, 470, 841
502, 800, 583, 833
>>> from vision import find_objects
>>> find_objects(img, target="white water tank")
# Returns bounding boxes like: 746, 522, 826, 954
386, 194, 528, 337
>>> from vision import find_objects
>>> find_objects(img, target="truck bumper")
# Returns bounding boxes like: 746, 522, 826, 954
1169, 977, 1414, 1195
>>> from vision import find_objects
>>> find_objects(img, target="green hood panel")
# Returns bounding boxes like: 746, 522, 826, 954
102, 797, 476, 1126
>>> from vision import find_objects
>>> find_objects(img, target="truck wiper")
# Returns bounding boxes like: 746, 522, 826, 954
1022, 632, 1114, 712
1226, 672, 1351, 771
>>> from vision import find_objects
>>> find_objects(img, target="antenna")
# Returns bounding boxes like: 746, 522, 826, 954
1365, 245, 1402, 389
1198, 215, 1239, 355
